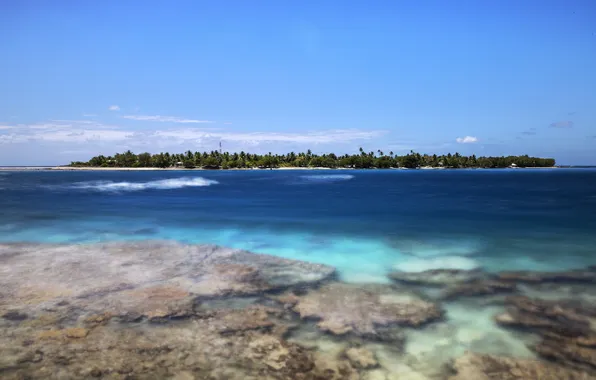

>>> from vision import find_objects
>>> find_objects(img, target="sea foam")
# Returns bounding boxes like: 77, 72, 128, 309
71, 177, 218, 192
301, 174, 354, 181
398, 238, 483, 258
394, 256, 480, 272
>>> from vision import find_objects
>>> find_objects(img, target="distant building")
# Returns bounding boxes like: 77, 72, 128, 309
509, 163, 518, 168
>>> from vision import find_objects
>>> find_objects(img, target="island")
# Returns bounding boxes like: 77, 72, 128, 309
68, 149, 556, 169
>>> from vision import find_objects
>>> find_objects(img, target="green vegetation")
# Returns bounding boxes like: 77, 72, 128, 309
69, 149, 556, 169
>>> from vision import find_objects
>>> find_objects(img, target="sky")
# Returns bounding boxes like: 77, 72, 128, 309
1, 0, 595, 165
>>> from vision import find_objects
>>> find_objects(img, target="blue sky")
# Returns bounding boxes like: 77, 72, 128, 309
1, 0, 595, 165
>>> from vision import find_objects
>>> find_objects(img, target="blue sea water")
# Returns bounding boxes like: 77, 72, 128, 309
1, 169, 596, 283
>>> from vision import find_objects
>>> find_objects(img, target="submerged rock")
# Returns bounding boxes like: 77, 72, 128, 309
496, 296, 593, 337
345, 347, 378, 369
37, 327, 89, 340
496, 296, 596, 374
497, 268, 596, 284
533, 338, 596, 374
441, 279, 517, 300
206, 305, 281, 335
448, 352, 593, 380
0, 289, 358, 379
0, 242, 366, 379
2, 310, 28, 321
292, 283, 443, 340
388, 269, 484, 287
0, 307, 359, 380
388, 268, 520, 302
0, 241, 335, 319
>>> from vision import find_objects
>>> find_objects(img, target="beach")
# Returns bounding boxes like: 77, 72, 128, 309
0, 166, 561, 172
1, 169, 595, 378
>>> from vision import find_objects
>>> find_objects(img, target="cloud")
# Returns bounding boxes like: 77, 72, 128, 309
0, 120, 128, 145
123, 115, 214, 124
456, 136, 478, 144
0, 119, 384, 152
521, 130, 537, 136
549, 120, 574, 128
151, 128, 383, 145
83, 113, 97, 117
108, 105, 120, 111
0, 115, 390, 164
51, 119, 96, 124
59, 149, 94, 155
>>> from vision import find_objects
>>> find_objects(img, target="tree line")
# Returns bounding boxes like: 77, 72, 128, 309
69, 149, 556, 169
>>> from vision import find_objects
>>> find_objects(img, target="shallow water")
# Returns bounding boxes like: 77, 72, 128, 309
2, 169, 596, 277
1, 169, 596, 378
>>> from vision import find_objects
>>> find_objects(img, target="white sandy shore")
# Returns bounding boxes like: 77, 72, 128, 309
0, 166, 351, 171
0, 166, 560, 171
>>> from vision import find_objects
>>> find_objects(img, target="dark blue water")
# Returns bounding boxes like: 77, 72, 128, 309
1, 169, 595, 282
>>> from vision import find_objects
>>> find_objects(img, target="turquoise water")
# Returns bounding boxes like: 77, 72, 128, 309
1, 169, 596, 283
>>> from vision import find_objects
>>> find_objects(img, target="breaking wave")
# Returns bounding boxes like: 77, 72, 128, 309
70, 177, 218, 192
393, 256, 480, 272
301, 174, 354, 182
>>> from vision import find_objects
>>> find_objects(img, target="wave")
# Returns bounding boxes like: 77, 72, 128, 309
398, 238, 484, 258
301, 174, 354, 182
70, 177, 218, 192
393, 256, 480, 273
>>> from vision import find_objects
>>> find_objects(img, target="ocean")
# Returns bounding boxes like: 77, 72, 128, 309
1, 168, 596, 377
2, 169, 596, 279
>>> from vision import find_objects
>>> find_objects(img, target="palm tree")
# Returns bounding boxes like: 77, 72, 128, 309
74, 148, 556, 170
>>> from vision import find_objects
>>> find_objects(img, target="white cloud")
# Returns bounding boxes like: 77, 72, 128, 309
59, 149, 93, 155
0, 120, 384, 147
0, 120, 128, 144
108, 105, 120, 111
221, 129, 381, 144
0, 118, 387, 164
148, 128, 383, 145
83, 113, 97, 117
123, 115, 214, 124
51, 119, 96, 124
456, 136, 478, 144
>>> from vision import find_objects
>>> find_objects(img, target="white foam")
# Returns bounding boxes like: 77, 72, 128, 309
407, 240, 482, 258
341, 271, 391, 284
301, 174, 354, 181
393, 256, 480, 272
71, 177, 218, 192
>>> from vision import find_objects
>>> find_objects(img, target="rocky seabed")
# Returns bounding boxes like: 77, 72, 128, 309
1, 242, 596, 379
